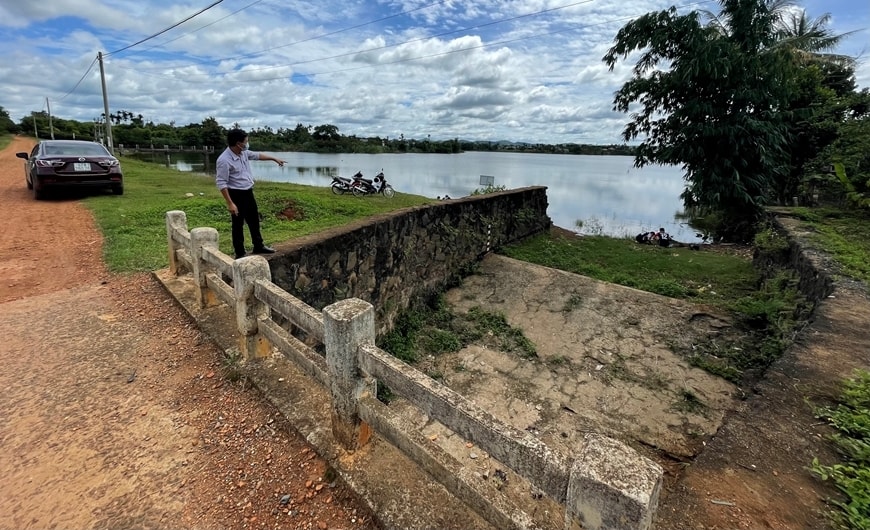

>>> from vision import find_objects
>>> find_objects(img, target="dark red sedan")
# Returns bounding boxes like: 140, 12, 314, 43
16, 140, 124, 199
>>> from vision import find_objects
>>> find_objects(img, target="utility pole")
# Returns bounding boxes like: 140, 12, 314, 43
97, 51, 114, 154
45, 97, 55, 140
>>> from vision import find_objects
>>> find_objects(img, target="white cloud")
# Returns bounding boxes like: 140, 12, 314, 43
0, 0, 866, 145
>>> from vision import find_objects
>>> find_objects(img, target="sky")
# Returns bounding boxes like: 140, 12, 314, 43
0, 0, 867, 145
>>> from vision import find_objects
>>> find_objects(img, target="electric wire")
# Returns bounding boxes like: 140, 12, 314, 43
144, 0, 266, 51
105, 0, 226, 57
131, 0, 597, 78
57, 54, 99, 101
131, 0, 451, 68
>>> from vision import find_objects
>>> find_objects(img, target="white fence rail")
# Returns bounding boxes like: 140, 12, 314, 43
165, 210, 662, 530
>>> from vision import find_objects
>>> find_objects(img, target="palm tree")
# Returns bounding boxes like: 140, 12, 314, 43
773, 9, 857, 66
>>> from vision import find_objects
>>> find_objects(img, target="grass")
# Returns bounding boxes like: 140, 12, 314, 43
83, 157, 433, 272
501, 231, 816, 384
813, 370, 870, 530
501, 232, 758, 310
788, 208, 870, 285
378, 295, 536, 364
0, 134, 12, 151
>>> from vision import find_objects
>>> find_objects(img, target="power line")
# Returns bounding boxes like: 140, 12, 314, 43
134, 0, 597, 79
105, 0, 226, 57
144, 0, 266, 51
132, 0, 451, 69
58, 54, 99, 101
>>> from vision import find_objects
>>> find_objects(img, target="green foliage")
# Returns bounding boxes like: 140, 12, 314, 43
82, 157, 432, 272
833, 162, 870, 208
465, 307, 537, 358
502, 231, 810, 383
470, 185, 507, 196
502, 233, 757, 308
603, 0, 863, 240
378, 296, 537, 364
0, 106, 17, 134
813, 370, 870, 529
603, 0, 796, 239
754, 226, 791, 253
797, 209, 870, 284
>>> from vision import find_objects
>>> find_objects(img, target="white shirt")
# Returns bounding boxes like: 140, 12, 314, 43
215, 147, 261, 190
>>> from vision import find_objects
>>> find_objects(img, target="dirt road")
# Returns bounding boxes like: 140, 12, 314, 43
0, 136, 374, 530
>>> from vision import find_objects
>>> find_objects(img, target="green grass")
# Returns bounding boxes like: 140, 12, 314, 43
378, 295, 536, 363
813, 370, 870, 530
83, 157, 433, 272
501, 233, 758, 309
789, 208, 870, 285
0, 134, 12, 151
501, 231, 818, 384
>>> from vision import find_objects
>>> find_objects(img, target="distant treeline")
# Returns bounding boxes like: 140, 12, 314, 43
3, 108, 635, 156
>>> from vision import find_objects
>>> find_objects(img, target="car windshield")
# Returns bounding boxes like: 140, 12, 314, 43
44, 144, 111, 157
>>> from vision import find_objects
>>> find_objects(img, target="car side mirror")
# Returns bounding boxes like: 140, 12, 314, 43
15, 152, 29, 159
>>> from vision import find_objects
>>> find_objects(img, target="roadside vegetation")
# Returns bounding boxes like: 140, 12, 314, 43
783, 207, 870, 284
813, 370, 870, 530
82, 157, 432, 272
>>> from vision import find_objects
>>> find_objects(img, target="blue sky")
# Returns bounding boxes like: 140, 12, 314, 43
0, 0, 867, 144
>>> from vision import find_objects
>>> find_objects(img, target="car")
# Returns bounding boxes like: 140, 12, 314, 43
16, 140, 124, 200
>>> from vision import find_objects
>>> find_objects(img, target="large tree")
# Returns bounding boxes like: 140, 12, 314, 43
603, 0, 799, 240
0, 106, 17, 134
770, 9, 859, 203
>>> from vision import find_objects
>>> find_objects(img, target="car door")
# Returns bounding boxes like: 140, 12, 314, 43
26, 145, 39, 186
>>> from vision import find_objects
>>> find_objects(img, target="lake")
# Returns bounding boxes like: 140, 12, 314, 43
149, 150, 695, 241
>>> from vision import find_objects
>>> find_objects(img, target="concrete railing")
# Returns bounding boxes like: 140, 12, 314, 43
165, 210, 663, 530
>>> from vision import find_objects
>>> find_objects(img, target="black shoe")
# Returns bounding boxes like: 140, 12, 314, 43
253, 245, 276, 254
235, 252, 246, 259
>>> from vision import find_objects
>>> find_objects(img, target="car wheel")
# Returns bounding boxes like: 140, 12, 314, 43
112, 185, 124, 195
33, 178, 45, 200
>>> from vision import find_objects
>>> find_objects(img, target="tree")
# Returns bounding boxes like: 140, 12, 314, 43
769, 9, 860, 203
773, 10, 858, 65
200, 117, 225, 148
603, 0, 798, 240
0, 106, 17, 134
312, 124, 340, 142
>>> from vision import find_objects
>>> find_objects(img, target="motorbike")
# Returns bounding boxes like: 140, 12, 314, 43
331, 171, 362, 195
352, 170, 395, 198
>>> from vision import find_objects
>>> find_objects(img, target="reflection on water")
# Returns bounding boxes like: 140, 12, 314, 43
142, 151, 696, 242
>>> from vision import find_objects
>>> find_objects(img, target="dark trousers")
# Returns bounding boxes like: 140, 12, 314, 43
227, 188, 263, 257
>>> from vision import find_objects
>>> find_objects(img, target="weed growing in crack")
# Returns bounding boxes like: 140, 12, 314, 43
377, 296, 537, 364
672, 389, 706, 414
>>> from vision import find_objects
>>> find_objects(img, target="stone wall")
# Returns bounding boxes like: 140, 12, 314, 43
268, 187, 551, 335
754, 212, 835, 307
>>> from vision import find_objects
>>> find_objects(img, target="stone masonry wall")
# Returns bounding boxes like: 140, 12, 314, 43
754, 212, 835, 307
268, 187, 551, 335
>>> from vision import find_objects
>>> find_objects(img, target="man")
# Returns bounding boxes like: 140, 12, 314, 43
215, 129, 286, 259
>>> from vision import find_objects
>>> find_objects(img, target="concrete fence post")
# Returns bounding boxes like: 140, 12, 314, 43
564, 434, 662, 530
323, 298, 377, 450
190, 227, 219, 308
165, 210, 188, 275
232, 256, 272, 360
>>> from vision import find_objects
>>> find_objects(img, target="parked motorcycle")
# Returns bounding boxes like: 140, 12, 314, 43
352, 170, 395, 198
331, 171, 362, 195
